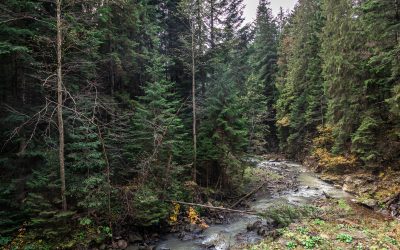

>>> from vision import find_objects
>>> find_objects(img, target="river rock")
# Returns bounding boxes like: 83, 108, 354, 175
389, 203, 400, 217
359, 198, 378, 208
342, 175, 375, 195
117, 239, 128, 249
184, 223, 203, 234
178, 231, 205, 241
200, 232, 227, 249
214, 219, 223, 224
247, 218, 278, 236
342, 177, 357, 193
247, 220, 262, 231
126, 246, 139, 250
128, 233, 143, 243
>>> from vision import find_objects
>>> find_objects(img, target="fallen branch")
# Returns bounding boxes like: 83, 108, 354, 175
384, 192, 400, 205
167, 200, 258, 215
230, 182, 268, 209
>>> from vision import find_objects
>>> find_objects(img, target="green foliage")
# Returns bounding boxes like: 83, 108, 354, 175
336, 233, 353, 243
297, 226, 309, 235
351, 115, 380, 165
261, 204, 317, 227
0, 236, 11, 247
246, 0, 279, 151
337, 199, 352, 212
302, 236, 322, 249
198, 64, 248, 190
384, 236, 398, 245
313, 218, 325, 225
131, 185, 170, 226
286, 241, 297, 249
242, 73, 269, 152
321, 0, 366, 154
276, 0, 325, 157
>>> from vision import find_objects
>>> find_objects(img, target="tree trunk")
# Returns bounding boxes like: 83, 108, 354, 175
210, 0, 215, 49
191, 18, 197, 183
56, 0, 67, 211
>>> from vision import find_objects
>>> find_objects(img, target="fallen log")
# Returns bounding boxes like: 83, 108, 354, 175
167, 200, 258, 215
230, 181, 267, 209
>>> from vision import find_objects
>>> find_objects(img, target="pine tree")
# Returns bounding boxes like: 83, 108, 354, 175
276, 0, 325, 157
275, 14, 295, 153
351, 0, 400, 166
124, 53, 187, 225
251, 0, 279, 151
198, 64, 247, 190
321, 0, 365, 154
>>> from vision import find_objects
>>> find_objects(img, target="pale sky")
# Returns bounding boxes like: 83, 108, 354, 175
243, 0, 298, 23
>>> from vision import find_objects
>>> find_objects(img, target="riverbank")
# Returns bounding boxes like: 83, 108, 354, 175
245, 155, 400, 250
247, 198, 399, 249
304, 157, 400, 218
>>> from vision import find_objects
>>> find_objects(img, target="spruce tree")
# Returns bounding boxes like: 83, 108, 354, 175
124, 53, 187, 225
351, 0, 400, 166
251, 0, 279, 151
276, 0, 325, 157
321, 0, 365, 154
198, 64, 247, 190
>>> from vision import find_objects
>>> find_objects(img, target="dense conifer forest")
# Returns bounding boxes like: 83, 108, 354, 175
0, 0, 399, 249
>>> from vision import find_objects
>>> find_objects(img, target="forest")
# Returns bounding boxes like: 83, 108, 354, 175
0, 0, 399, 249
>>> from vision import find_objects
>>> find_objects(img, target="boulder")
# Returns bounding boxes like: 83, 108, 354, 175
359, 198, 378, 208
200, 232, 227, 249
342, 175, 376, 195
246, 218, 278, 236
117, 239, 128, 249
247, 220, 262, 231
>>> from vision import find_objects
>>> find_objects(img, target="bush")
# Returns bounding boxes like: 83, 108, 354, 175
260, 204, 317, 227
311, 126, 358, 172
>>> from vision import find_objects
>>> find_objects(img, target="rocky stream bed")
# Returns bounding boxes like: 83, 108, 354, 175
154, 157, 353, 250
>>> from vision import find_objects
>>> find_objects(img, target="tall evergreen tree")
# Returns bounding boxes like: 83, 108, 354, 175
351, 0, 400, 165
251, 0, 279, 151
321, 0, 365, 154
198, 64, 247, 191
276, 0, 325, 157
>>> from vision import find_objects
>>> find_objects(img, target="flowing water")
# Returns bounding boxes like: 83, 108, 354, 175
156, 159, 351, 250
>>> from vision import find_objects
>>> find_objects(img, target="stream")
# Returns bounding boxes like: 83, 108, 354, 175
156, 158, 351, 250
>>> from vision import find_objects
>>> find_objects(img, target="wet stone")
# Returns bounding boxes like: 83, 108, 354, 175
128, 233, 143, 243
359, 198, 378, 208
